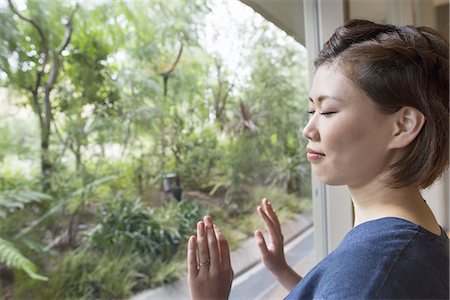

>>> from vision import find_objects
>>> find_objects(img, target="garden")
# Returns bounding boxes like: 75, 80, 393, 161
0, 0, 311, 298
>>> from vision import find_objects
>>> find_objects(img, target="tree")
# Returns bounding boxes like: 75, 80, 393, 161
1, 0, 77, 191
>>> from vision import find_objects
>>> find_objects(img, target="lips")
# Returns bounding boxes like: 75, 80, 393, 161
306, 148, 325, 161
307, 148, 325, 156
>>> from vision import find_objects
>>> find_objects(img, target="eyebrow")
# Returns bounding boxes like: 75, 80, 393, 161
308, 95, 343, 103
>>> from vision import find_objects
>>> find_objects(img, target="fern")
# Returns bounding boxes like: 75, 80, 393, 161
0, 190, 51, 281
0, 190, 52, 218
0, 237, 48, 281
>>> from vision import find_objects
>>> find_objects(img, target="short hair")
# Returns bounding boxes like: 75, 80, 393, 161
315, 19, 449, 189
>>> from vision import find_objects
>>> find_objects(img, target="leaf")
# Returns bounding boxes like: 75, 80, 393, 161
0, 190, 52, 218
0, 237, 48, 281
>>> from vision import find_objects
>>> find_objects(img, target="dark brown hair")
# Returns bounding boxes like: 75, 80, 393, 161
315, 19, 449, 189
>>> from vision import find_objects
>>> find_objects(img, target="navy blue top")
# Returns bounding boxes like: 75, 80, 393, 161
285, 217, 449, 299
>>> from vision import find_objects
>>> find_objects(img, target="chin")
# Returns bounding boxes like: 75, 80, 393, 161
321, 179, 347, 186
314, 171, 347, 186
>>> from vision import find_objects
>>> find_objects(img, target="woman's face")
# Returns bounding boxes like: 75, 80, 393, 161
303, 64, 397, 188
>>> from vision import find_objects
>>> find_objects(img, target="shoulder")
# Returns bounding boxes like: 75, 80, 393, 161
285, 218, 449, 300
376, 223, 449, 299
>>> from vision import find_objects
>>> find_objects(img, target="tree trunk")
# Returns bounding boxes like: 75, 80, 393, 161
8, 0, 76, 192
40, 131, 52, 192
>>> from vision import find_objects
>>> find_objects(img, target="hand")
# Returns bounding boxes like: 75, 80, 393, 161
187, 216, 234, 300
255, 198, 301, 290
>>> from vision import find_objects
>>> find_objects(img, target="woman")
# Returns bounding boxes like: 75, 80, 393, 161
187, 19, 449, 299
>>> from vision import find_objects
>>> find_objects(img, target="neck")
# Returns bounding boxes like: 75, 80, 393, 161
349, 180, 441, 235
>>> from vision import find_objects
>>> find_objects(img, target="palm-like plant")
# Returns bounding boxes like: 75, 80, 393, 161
266, 154, 309, 194
224, 99, 268, 136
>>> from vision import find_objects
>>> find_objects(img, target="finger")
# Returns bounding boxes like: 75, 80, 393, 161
187, 235, 198, 279
255, 230, 269, 257
263, 198, 281, 229
214, 224, 231, 268
257, 205, 281, 244
197, 220, 210, 269
204, 215, 213, 224
204, 216, 219, 266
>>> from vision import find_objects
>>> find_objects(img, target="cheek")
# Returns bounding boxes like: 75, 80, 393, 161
322, 115, 370, 151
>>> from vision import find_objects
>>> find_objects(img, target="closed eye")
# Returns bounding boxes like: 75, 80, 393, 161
307, 111, 337, 117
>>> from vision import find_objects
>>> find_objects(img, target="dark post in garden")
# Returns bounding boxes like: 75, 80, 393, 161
162, 172, 182, 201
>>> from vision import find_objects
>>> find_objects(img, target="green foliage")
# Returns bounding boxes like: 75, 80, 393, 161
250, 186, 311, 218
0, 237, 47, 281
134, 256, 185, 289
152, 199, 205, 238
89, 199, 203, 260
90, 199, 178, 259
17, 198, 205, 298
175, 127, 219, 189
0, 189, 51, 282
210, 135, 263, 208
244, 185, 310, 235
265, 153, 311, 196
211, 185, 311, 247
1, 0, 311, 297
32, 250, 137, 299
0, 190, 51, 218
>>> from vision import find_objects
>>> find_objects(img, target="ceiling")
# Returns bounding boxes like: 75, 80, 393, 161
239, 0, 305, 44
239, 0, 449, 46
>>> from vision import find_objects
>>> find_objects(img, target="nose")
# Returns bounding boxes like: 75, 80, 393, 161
302, 116, 320, 141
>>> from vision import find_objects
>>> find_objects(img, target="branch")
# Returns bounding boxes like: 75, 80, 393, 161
31, 92, 44, 129
160, 45, 184, 76
160, 45, 184, 97
41, 6, 77, 144
8, 0, 49, 99
213, 60, 235, 120
52, 120, 70, 164
218, 82, 234, 116
57, 6, 78, 54
46, 6, 77, 91
7, 0, 48, 55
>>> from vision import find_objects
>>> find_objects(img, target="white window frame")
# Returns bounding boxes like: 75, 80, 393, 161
303, 0, 353, 262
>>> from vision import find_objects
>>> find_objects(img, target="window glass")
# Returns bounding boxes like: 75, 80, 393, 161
0, 0, 312, 298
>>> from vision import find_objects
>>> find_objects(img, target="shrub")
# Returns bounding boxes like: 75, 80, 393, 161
176, 128, 219, 190
133, 256, 185, 290
15, 198, 205, 298
24, 250, 138, 299
89, 199, 180, 260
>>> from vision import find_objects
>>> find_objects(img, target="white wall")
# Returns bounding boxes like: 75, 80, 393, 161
422, 171, 449, 229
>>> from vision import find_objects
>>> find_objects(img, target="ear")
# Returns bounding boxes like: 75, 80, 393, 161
388, 106, 425, 150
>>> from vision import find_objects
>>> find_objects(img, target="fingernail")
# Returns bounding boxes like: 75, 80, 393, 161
204, 215, 212, 226
198, 221, 204, 233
